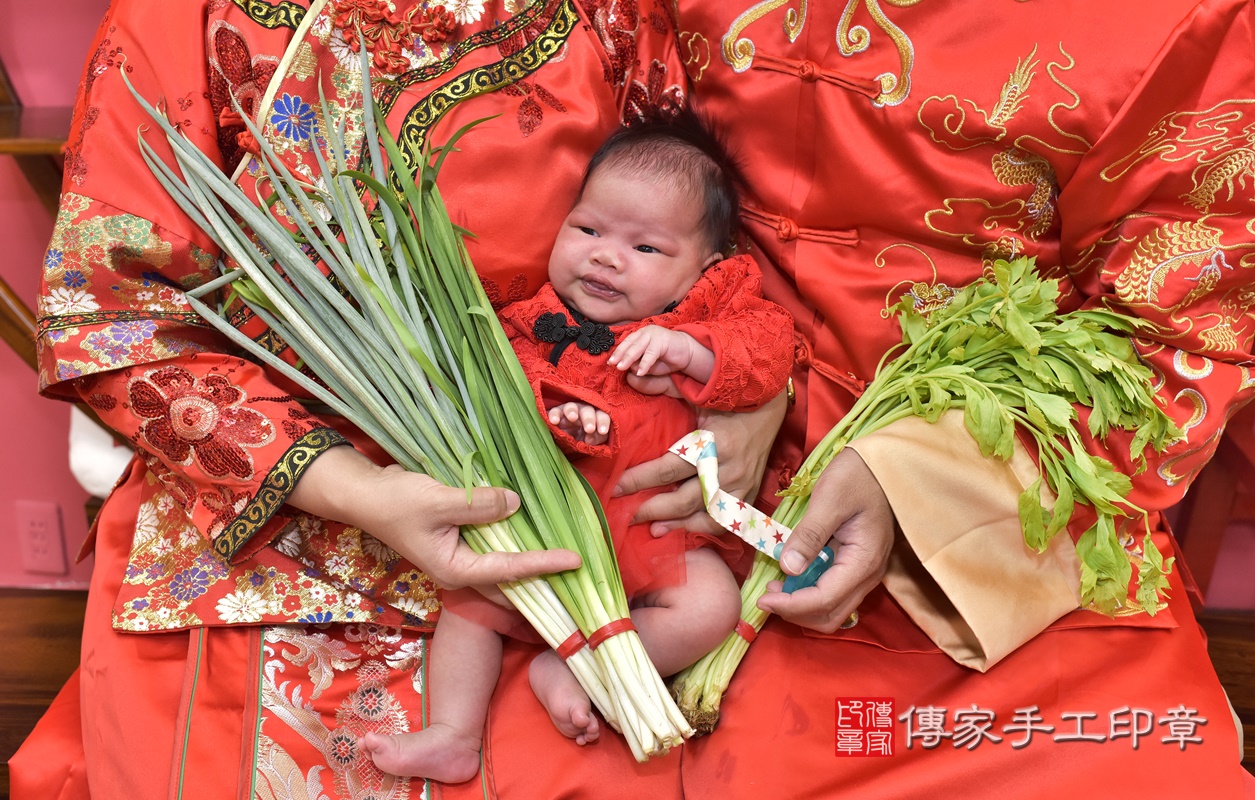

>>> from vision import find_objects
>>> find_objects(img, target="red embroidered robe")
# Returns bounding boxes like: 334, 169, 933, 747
13, 0, 1253, 798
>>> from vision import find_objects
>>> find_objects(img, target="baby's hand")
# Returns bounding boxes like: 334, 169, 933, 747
607, 325, 692, 377
548, 401, 611, 446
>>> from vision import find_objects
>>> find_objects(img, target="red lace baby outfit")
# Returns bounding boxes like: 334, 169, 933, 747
442, 254, 794, 637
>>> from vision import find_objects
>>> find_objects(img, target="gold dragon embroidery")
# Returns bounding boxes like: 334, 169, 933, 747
874, 243, 959, 318
722, 0, 805, 73
991, 148, 1056, 240
1156, 388, 1215, 487
1014, 46, 1089, 157
721, 0, 917, 106
1194, 290, 1255, 353
1110, 220, 1255, 356
836, 0, 919, 107
917, 46, 1038, 151
917, 46, 1069, 258
1101, 100, 1255, 212
1113, 221, 1229, 310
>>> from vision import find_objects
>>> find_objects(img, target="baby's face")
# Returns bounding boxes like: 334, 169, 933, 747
547, 166, 722, 326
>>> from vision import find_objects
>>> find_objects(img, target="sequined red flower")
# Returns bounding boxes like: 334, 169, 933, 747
128, 366, 275, 480
142, 455, 198, 510
625, 59, 684, 123
586, 0, 640, 87
333, 0, 454, 72
200, 485, 253, 536
207, 22, 278, 172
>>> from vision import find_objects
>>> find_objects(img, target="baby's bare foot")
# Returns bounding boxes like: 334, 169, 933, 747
529, 651, 600, 745
361, 725, 481, 783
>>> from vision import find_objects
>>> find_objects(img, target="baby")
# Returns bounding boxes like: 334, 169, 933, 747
364, 111, 794, 782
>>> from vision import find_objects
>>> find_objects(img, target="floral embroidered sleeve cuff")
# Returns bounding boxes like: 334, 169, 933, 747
74, 354, 348, 562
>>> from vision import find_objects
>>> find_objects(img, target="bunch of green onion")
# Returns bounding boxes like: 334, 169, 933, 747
671, 256, 1180, 734
122, 61, 691, 761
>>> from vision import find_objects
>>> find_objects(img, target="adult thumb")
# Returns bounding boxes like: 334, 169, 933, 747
432, 484, 521, 527
778, 515, 833, 576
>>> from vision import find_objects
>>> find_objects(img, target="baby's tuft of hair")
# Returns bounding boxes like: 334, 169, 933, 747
581, 107, 743, 257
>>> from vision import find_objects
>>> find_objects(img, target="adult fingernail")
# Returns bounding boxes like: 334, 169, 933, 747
611, 484, 623, 497
504, 490, 521, 513
781, 550, 807, 575
651, 523, 670, 537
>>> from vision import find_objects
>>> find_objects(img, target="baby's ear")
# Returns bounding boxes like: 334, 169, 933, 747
702, 252, 724, 270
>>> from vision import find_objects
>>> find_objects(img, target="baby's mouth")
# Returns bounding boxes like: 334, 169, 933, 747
580, 276, 621, 298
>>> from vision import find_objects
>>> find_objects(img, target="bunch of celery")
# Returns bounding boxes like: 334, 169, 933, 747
671, 256, 1180, 734
123, 62, 691, 760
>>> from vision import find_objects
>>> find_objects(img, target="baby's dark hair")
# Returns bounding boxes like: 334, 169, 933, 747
580, 108, 742, 256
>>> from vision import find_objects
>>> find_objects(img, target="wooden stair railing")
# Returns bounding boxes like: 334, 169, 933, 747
0, 59, 72, 216
0, 270, 37, 373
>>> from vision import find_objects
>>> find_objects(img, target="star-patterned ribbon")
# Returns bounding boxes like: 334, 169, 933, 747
669, 430, 851, 613
668, 429, 793, 558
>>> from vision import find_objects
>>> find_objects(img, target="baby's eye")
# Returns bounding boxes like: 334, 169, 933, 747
634, 244, 659, 254
579, 226, 598, 236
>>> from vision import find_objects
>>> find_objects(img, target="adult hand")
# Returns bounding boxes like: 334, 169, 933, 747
756, 449, 894, 633
614, 390, 787, 535
288, 446, 581, 589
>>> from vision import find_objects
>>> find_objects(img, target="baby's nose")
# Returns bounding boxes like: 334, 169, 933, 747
591, 243, 622, 270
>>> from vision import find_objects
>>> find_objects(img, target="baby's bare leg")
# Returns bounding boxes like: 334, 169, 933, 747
362, 610, 501, 782
528, 549, 738, 742
630, 548, 742, 677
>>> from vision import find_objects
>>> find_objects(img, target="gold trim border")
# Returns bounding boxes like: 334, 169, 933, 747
375, 0, 578, 179
214, 426, 348, 560
230, 0, 308, 31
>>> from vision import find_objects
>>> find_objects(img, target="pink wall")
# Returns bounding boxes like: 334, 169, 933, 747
0, 0, 110, 588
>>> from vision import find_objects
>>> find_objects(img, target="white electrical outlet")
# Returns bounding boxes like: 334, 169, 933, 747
17, 500, 68, 575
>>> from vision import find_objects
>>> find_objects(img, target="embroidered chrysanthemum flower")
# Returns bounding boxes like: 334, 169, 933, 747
271, 93, 316, 141
272, 524, 303, 558
390, 593, 436, 618
44, 248, 64, 269
108, 319, 157, 345
449, 0, 485, 25
360, 532, 398, 563
62, 269, 86, 288
170, 567, 211, 602
217, 588, 268, 623
133, 500, 161, 546
44, 286, 99, 315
